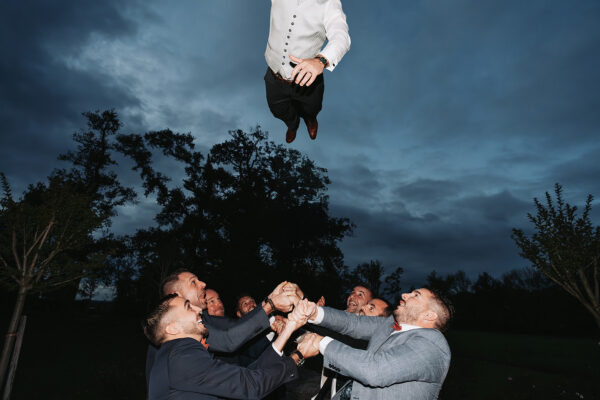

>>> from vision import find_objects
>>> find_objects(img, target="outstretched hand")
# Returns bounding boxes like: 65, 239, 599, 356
290, 55, 325, 87
316, 296, 325, 307
282, 282, 304, 301
296, 332, 323, 358
269, 281, 301, 313
270, 315, 287, 335
287, 299, 316, 326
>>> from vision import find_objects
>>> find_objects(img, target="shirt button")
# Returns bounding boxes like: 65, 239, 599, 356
284, 49, 287, 52
282, 62, 285, 65
291, 22, 294, 25
293, 15, 296, 18
287, 35, 290, 38
285, 42, 288, 45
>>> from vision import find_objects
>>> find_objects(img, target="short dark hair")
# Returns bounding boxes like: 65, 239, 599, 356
160, 268, 191, 296
426, 288, 455, 332
378, 299, 393, 317
351, 284, 374, 299
143, 293, 178, 346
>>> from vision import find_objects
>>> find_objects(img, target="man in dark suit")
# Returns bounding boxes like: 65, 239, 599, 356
144, 294, 312, 400
161, 270, 298, 349
146, 270, 301, 384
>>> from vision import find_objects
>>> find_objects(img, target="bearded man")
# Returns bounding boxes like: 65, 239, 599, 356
298, 288, 454, 400
144, 295, 314, 399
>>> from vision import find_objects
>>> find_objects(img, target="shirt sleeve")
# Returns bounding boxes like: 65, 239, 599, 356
319, 0, 351, 71
319, 336, 334, 355
271, 343, 283, 356
308, 306, 325, 324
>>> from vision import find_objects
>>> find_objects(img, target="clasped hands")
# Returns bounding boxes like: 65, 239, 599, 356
267, 282, 323, 358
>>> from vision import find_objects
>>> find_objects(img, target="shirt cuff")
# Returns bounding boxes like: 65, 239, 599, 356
265, 331, 275, 341
271, 343, 283, 357
308, 306, 325, 324
319, 48, 337, 72
319, 337, 334, 355
269, 316, 275, 325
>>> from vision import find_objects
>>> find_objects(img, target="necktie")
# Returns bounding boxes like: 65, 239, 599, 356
392, 322, 402, 331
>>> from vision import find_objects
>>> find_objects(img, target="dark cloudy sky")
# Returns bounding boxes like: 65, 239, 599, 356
2, 0, 599, 288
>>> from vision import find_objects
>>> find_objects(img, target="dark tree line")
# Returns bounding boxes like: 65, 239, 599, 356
425, 267, 596, 335
2, 110, 598, 377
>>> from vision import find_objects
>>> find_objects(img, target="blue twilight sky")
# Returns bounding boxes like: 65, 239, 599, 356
1, 0, 599, 288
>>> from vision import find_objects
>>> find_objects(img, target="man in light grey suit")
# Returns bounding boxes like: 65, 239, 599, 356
296, 288, 454, 400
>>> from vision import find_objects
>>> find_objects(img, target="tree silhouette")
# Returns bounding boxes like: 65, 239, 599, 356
0, 110, 136, 387
382, 266, 404, 304
512, 184, 600, 330
118, 127, 353, 307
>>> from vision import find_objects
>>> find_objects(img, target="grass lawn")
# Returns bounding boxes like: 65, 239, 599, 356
3, 312, 599, 399
442, 330, 600, 399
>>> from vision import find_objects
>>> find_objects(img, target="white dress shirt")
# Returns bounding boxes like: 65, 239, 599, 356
265, 0, 351, 79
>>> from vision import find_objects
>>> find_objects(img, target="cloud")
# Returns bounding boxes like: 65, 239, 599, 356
0, 0, 146, 192
2, 0, 599, 288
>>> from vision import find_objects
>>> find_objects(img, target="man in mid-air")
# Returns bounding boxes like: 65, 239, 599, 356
264, 0, 351, 143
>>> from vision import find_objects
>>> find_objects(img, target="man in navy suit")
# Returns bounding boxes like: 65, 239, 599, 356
144, 294, 313, 400
146, 270, 301, 385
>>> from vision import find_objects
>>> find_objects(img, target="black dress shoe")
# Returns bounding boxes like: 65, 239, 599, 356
305, 118, 318, 140
286, 127, 297, 143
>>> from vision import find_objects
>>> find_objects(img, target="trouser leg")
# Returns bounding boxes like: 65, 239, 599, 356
264, 68, 300, 130
292, 74, 324, 121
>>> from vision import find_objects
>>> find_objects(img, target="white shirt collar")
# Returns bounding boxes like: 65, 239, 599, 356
391, 323, 423, 335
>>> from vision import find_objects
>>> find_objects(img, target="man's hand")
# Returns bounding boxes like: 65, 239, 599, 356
283, 282, 304, 301
290, 55, 325, 87
264, 281, 300, 313
296, 332, 323, 358
316, 296, 325, 307
287, 299, 315, 326
271, 315, 287, 335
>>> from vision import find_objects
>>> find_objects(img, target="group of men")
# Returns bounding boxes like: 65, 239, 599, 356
144, 269, 454, 399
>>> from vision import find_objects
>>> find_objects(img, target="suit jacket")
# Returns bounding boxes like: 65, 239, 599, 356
146, 306, 270, 388
318, 307, 451, 400
236, 332, 273, 367
148, 337, 298, 400
203, 306, 270, 352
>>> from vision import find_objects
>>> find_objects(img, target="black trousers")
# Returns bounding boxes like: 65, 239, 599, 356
264, 67, 325, 130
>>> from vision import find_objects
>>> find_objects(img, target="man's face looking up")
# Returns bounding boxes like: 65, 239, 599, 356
167, 296, 208, 340
205, 289, 225, 317
176, 272, 207, 309
236, 296, 257, 318
346, 286, 372, 315
359, 298, 388, 317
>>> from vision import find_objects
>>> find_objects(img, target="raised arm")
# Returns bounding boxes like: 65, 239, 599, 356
322, 330, 451, 387
313, 306, 390, 340
205, 281, 300, 352
204, 305, 270, 352
169, 340, 298, 399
